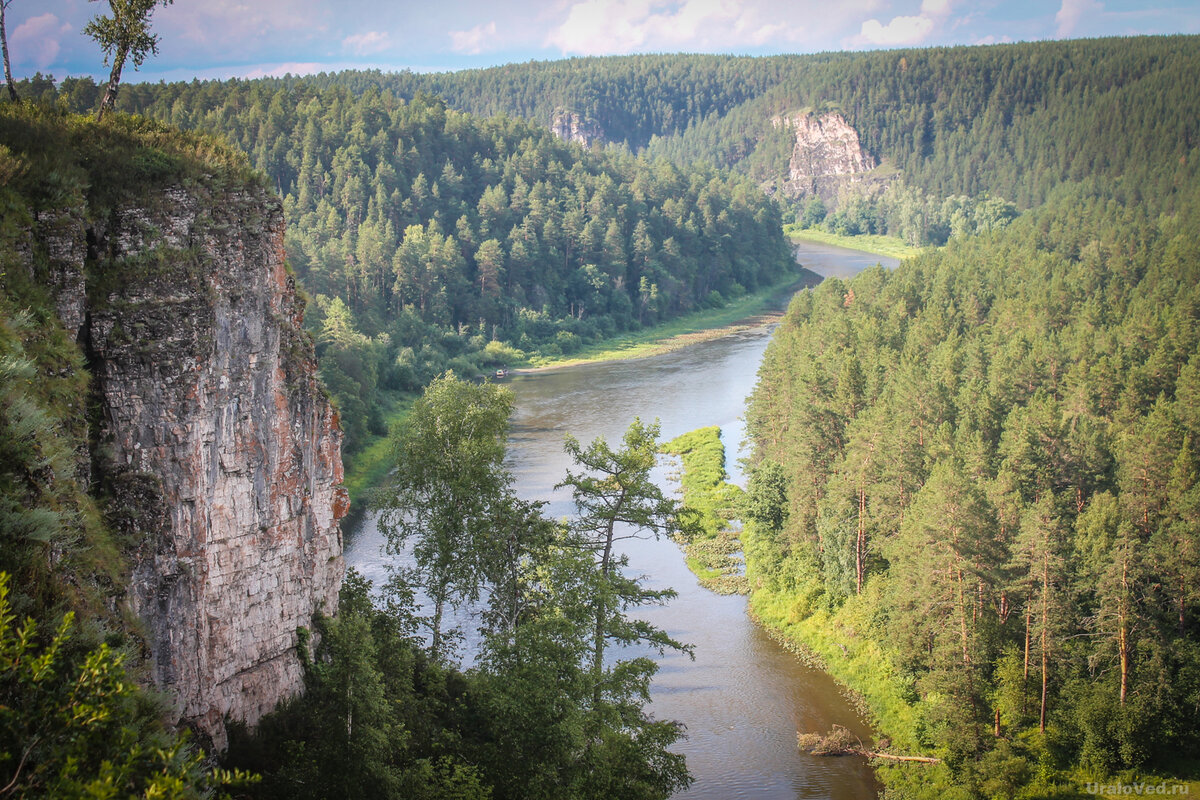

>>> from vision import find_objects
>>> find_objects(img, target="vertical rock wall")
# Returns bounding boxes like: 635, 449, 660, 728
773, 112, 879, 202
42, 182, 346, 749
550, 108, 606, 148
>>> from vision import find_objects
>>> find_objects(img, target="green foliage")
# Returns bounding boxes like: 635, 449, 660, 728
85, 0, 174, 117
85, 0, 173, 71
661, 426, 747, 593
224, 570, 489, 800
0, 311, 80, 589
744, 181, 1200, 795
559, 419, 695, 684
30, 80, 795, 464
234, 415, 694, 800
376, 372, 516, 658
556, 419, 693, 796
0, 572, 249, 798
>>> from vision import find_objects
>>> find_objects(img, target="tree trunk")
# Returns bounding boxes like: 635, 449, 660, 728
1040, 553, 1049, 733
1, 1, 16, 102
855, 485, 865, 594
1022, 608, 1031, 715
98, 45, 129, 120
593, 518, 615, 708
431, 592, 445, 659
1119, 551, 1129, 705
956, 564, 970, 667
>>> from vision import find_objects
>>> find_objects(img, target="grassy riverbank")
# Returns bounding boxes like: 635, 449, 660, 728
741, 562, 953, 793
661, 427, 746, 595
784, 225, 920, 261
340, 393, 414, 523
341, 267, 818, 511
744, 530, 1200, 799
516, 266, 820, 372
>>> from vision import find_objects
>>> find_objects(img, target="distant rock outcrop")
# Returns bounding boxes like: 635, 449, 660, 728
29, 179, 346, 750
551, 108, 605, 148
772, 111, 879, 202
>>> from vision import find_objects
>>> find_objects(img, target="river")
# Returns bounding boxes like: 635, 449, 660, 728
344, 240, 900, 800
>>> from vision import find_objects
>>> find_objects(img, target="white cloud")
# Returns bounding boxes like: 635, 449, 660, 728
450, 21, 498, 54
1056, 0, 1103, 37
920, 0, 952, 17
242, 62, 328, 79
859, 14, 935, 45
160, 0, 326, 47
343, 30, 392, 55
11, 13, 73, 70
545, 0, 804, 56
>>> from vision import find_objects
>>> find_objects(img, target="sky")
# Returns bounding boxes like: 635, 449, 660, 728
6, 0, 1200, 84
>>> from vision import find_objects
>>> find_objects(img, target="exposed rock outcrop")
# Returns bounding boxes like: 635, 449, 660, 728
772, 112, 878, 202
34, 181, 346, 750
551, 108, 605, 148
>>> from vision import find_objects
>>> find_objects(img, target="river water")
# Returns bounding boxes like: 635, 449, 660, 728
345, 241, 899, 800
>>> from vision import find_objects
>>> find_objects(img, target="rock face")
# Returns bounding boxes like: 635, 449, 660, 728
773, 112, 877, 202
37, 181, 346, 750
550, 108, 605, 148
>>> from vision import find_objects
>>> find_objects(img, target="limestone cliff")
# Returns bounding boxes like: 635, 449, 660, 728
33, 180, 347, 750
772, 111, 878, 202
550, 108, 605, 148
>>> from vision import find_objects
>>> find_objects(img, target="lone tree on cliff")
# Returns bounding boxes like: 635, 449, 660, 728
85, 0, 173, 119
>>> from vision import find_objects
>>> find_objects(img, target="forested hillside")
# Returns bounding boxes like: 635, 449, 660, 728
27, 36, 1199, 243
742, 177, 1200, 796
16, 37, 1196, 465
44, 54, 793, 151
40, 35, 1196, 220
30, 80, 792, 462
650, 36, 1200, 208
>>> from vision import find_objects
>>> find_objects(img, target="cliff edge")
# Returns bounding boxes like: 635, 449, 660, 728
1, 108, 346, 750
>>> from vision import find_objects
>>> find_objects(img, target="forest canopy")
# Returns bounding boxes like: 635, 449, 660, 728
743, 177, 1200, 797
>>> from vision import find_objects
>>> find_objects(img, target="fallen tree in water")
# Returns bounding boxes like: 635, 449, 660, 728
797, 726, 941, 764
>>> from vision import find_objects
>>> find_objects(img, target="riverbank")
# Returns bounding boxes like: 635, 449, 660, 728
339, 392, 414, 526
341, 266, 820, 510
784, 226, 921, 261
744, 562, 1200, 800
513, 266, 821, 373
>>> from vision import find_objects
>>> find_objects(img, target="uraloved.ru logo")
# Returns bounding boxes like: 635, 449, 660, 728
1085, 783, 1189, 796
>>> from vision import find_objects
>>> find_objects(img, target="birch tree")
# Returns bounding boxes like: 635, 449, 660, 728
84, 0, 173, 119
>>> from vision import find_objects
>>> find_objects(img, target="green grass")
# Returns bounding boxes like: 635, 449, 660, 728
519, 267, 814, 371
661, 427, 747, 594
745, 575, 922, 752
341, 393, 414, 513
784, 225, 922, 261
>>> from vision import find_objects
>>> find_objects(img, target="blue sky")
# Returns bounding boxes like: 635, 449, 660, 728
8, 0, 1200, 83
